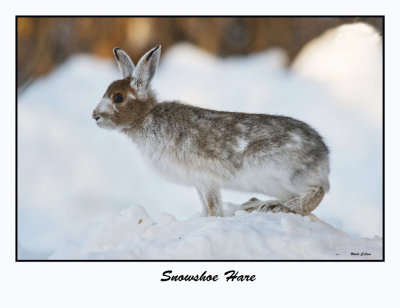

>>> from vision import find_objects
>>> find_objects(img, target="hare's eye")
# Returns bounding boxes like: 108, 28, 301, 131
113, 93, 124, 103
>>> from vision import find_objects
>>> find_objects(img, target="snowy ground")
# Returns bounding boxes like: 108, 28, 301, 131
18, 23, 383, 260
49, 204, 381, 260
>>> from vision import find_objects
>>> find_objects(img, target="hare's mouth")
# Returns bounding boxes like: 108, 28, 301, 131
95, 117, 119, 131
95, 116, 109, 127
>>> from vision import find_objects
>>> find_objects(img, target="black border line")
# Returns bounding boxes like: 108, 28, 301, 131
15, 15, 385, 262
15, 16, 18, 263
382, 16, 385, 261
16, 15, 385, 18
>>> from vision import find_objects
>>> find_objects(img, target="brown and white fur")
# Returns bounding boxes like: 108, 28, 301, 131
93, 46, 330, 217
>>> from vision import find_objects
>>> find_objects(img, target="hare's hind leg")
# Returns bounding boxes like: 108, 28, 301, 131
241, 186, 324, 216
241, 198, 290, 213
283, 186, 325, 216
196, 186, 223, 217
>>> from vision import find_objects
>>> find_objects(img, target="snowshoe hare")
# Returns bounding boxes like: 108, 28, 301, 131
92, 46, 330, 217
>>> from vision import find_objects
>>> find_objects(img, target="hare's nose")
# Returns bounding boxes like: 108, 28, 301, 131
92, 110, 100, 120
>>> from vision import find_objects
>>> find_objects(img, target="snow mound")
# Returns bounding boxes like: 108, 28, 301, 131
49, 204, 382, 260
292, 22, 382, 127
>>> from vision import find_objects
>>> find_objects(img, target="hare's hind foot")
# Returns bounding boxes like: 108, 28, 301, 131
240, 198, 290, 213
240, 186, 325, 216
241, 197, 264, 212
241, 198, 289, 213
261, 202, 292, 213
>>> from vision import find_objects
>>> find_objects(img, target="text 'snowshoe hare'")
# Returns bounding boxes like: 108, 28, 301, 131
92, 46, 330, 217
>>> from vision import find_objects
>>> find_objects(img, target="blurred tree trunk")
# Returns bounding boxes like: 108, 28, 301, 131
17, 16, 383, 91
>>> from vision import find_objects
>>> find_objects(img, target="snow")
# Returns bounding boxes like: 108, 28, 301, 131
49, 204, 381, 260
292, 23, 382, 128
18, 22, 382, 260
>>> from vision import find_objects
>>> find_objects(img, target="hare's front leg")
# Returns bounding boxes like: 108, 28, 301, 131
196, 186, 223, 217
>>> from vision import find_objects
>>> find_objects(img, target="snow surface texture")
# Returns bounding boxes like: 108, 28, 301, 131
50, 205, 381, 260
18, 23, 383, 260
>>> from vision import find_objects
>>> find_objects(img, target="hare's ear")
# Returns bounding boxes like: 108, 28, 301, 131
113, 47, 135, 79
132, 45, 161, 90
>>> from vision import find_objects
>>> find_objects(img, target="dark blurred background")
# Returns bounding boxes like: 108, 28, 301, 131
17, 16, 383, 91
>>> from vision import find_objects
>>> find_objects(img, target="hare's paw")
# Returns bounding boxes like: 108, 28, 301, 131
260, 201, 291, 214
241, 198, 291, 214
241, 197, 265, 212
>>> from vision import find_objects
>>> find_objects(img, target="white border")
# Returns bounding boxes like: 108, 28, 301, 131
3, 0, 399, 307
